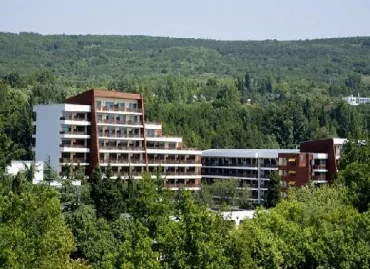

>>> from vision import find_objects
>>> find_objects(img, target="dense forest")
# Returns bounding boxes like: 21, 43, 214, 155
1, 33, 370, 158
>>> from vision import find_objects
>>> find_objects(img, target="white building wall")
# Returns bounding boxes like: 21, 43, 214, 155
33, 104, 65, 172
6, 161, 44, 184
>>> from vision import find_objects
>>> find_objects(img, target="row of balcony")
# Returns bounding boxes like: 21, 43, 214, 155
100, 159, 198, 164
97, 119, 142, 125
202, 171, 259, 178
99, 133, 144, 138
60, 144, 88, 148
96, 106, 142, 113
60, 116, 87, 121
202, 162, 277, 168
61, 158, 87, 163
99, 146, 145, 151
61, 131, 87, 135
166, 183, 199, 188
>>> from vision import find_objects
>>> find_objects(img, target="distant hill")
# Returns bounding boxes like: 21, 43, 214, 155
1, 32, 370, 86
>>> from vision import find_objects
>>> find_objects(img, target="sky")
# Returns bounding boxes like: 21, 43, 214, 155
1, 0, 370, 40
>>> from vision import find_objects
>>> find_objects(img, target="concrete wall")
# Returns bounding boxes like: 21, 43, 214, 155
33, 104, 64, 172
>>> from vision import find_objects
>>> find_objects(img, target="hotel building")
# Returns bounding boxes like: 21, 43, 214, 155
201, 149, 299, 203
32, 89, 202, 189
202, 138, 348, 202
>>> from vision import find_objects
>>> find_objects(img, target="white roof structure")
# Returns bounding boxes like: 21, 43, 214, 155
6, 161, 44, 184
221, 210, 256, 227
202, 149, 299, 159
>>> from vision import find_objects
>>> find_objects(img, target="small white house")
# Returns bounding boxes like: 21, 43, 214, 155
6, 161, 44, 184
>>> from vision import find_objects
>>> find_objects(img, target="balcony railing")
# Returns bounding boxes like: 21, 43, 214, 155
97, 119, 142, 125
313, 164, 327, 169
164, 171, 199, 176
203, 162, 258, 167
260, 163, 277, 168
98, 133, 143, 138
312, 176, 327, 181
99, 146, 145, 151
148, 159, 197, 164
60, 131, 87, 135
166, 183, 199, 188
60, 144, 88, 148
96, 106, 142, 113
100, 159, 144, 164
61, 158, 88, 163
60, 116, 87, 121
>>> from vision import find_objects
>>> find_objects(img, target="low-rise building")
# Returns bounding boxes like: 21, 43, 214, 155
6, 161, 44, 184
343, 95, 370, 106
201, 149, 299, 203
202, 138, 348, 202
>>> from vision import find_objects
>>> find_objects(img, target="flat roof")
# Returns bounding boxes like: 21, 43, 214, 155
202, 149, 299, 158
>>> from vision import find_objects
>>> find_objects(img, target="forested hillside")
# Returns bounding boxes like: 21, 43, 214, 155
1, 32, 370, 161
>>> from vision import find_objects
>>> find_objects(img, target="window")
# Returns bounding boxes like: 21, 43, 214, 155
96, 101, 102, 109
288, 171, 296, 176
32, 112, 37, 121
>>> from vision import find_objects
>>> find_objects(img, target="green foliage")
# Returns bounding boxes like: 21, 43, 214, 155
230, 185, 368, 269
195, 179, 252, 210
0, 182, 81, 268
264, 171, 282, 208
90, 166, 127, 220
161, 191, 232, 269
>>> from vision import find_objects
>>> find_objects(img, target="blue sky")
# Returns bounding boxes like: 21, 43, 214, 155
1, 0, 370, 40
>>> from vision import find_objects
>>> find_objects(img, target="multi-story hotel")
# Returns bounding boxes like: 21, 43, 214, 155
32, 89, 202, 189
202, 138, 348, 203
201, 149, 299, 203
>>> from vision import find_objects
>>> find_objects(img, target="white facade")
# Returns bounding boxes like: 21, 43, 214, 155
202, 149, 299, 203
343, 95, 370, 106
33, 104, 91, 173
6, 161, 44, 184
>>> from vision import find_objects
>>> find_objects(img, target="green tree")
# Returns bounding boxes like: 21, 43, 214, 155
0, 183, 81, 269
264, 171, 281, 208
161, 191, 232, 269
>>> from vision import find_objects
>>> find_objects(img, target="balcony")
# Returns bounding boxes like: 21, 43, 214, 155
260, 163, 277, 168
99, 146, 145, 151
60, 144, 88, 148
164, 171, 199, 176
97, 106, 142, 113
313, 164, 327, 170
100, 159, 144, 164
148, 159, 197, 164
97, 119, 142, 125
60, 116, 87, 121
312, 176, 328, 183
61, 158, 88, 164
98, 133, 144, 138
60, 131, 87, 135
166, 183, 199, 189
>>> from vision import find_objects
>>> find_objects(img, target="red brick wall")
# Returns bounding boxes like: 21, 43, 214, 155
300, 139, 336, 183
278, 153, 312, 189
